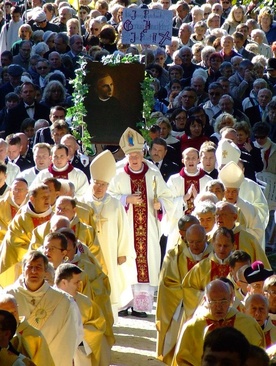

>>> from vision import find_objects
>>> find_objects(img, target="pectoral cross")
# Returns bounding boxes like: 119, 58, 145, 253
94, 212, 108, 234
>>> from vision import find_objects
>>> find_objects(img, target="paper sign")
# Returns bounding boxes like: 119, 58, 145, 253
122, 8, 173, 46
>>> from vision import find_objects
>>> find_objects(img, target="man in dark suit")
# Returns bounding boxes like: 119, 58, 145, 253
245, 88, 273, 127
233, 31, 255, 61
229, 59, 254, 103
6, 135, 33, 172
148, 137, 180, 183
12, 40, 32, 70
33, 105, 67, 146
66, 35, 92, 70
5, 82, 50, 136
148, 137, 180, 265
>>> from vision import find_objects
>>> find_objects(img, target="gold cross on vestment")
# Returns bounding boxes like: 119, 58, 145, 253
94, 212, 108, 234
222, 150, 228, 158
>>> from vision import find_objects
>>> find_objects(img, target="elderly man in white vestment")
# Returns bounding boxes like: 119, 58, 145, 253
216, 139, 269, 250
5, 251, 78, 366
85, 150, 136, 322
108, 127, 173, 317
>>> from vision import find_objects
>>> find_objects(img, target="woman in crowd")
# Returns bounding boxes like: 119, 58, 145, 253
221, 5, 247, 35
158, 117, 182, 164
40, 80, 72, 108
206, 52, 223, 84
43, 3, 57, 22
211, 112, 236, 143
180, 116, 209, 152
258, 7, 276, 45
170, 108, 187, 139
99, 25, 118, 53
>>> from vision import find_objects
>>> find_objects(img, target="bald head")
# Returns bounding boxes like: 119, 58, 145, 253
186, 224, 207, 255
55, 196, 76, 220
215, 201, 238, 229
245, 294, 268, 327
186, 224, 206, 239
206, 279, 230, 297
205, 280, 232, 320
50, 214, 70, 232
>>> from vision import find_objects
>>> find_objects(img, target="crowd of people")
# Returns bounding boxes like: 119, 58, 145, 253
0, 0, 275, 364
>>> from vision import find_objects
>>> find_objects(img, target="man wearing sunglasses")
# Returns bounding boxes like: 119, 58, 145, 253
220, 0, 232, 21
202, 82, 223, 121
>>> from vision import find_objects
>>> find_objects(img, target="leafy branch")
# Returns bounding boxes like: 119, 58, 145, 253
137, 74, 156, 144
241, 0, 276, 13
66, 56, 94, 155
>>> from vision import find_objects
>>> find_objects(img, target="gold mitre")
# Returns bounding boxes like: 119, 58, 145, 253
216, 139, 241, 167
119, 127, 144, 155
90, 150, 116, 183
219, 161, 244, 188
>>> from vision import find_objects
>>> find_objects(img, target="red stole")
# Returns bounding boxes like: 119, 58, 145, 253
265, 330, 272, 347
186, 257, 196, 272
210, 260, 230, 280
124, 163, 150, 283
10, 205, 18, 219
179, 168, 206, 214
186, 252, 210, 272
48, 162, 74, 179
31, 213, 51, 228
234, 232, 240, 250
206, 315, 236, 332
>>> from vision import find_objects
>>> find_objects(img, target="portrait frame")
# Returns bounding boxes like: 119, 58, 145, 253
84, 61, 145, 144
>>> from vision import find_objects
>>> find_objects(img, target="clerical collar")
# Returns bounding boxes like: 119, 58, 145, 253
189, 243, 208, 261
27, 201, 49, 215
214, 252, 232, 264
98, 97, 111, 102
129, 164, 144, 174
184, 168, 200, 176
52, 163, 69, 172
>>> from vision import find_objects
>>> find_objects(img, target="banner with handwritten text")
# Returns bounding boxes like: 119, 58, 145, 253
122, 8, 173, 46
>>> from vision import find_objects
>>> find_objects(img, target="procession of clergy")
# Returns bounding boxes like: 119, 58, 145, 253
1, 125, 276, 365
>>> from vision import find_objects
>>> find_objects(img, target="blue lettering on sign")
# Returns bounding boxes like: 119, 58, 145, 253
123, 19, 133, 31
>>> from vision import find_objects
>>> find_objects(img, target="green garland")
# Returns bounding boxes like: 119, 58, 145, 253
137, 74, 156, 144
240, 0, 275, 14
66, 56, 94, 155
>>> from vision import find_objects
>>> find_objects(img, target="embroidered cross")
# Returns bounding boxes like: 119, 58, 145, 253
222, 150, 228, 158
94, 212, 108, 234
